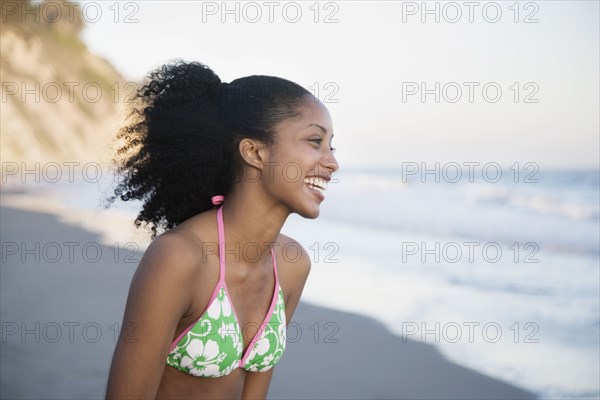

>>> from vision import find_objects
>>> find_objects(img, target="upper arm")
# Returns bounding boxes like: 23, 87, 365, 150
105, 233, 199, 399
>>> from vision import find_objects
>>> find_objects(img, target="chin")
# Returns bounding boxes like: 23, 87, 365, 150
282, 186, 325, 218
295, 204, 321, 219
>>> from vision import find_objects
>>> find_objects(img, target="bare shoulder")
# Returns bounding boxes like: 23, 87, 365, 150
136, 229, 204, 281
123, 227, 213, 339
275, 233, 311, 280
130, 226, 217, 309
274, 233, 311, 320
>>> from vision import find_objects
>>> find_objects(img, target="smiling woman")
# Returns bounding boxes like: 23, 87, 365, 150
104, 60, 338, 399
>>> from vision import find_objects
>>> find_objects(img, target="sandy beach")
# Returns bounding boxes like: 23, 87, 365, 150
0, 201, 537, 399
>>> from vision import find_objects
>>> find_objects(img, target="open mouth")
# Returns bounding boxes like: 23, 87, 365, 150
304, 177, 328, 193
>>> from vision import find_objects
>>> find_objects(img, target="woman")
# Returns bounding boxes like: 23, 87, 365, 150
105, 61, 338, 399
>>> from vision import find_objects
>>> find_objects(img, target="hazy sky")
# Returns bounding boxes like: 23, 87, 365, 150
81, 1, 599, 169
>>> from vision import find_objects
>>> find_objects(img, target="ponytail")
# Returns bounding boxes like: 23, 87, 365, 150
106, 60, 313, 239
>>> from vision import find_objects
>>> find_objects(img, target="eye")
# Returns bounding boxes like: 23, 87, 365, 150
308, 137, 335, 153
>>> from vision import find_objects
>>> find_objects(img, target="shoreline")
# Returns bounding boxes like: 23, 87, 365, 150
0, 203, 537, 399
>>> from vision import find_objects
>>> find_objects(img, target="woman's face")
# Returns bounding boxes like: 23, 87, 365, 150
262, 98, 339, 218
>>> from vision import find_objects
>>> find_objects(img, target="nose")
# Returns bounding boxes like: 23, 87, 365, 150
321, 151, 339, 175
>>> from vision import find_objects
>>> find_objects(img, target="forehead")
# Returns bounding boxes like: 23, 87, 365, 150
278, 99, 334, 136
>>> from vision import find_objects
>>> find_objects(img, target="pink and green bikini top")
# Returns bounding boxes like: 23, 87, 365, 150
166, 201, 287, 378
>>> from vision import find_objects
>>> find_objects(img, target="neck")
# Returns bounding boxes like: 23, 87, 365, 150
219, 183, 290, 266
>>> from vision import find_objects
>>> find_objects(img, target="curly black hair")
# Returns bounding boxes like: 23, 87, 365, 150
104, 60, 313, 239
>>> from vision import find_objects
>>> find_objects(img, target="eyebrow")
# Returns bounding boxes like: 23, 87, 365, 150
305, 123, 333, 137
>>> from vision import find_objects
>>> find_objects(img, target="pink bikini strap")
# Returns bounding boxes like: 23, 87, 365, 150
270, 247, 279, 283
213, 195, 278, 284
211, 195, 224, 206
214, 196, 226, 283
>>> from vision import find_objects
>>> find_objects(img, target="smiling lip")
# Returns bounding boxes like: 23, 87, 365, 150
304, 176, 328, 201
309, 174, 332, 183
303, 176, 328, 192
306, 184, 325, 201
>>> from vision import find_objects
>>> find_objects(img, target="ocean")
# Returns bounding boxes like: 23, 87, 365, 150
290, 167, 600, 399
3, 165, 599, 399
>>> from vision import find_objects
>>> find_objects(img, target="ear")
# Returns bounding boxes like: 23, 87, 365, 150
238, 138, 269, 170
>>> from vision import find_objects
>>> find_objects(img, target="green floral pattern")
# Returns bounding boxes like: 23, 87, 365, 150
167, 285, 286, 377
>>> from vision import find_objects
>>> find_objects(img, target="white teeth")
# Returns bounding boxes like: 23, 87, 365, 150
303, 177, 328, 193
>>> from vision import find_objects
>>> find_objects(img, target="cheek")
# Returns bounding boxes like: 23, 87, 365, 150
278, 162, 305, 185
267, 147, 302, 181
264, 141, 319, 190
262, 163, 303, 193
262, 150, 305, 194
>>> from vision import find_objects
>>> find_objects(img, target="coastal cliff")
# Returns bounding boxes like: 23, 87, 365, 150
1, 0, 125, 166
